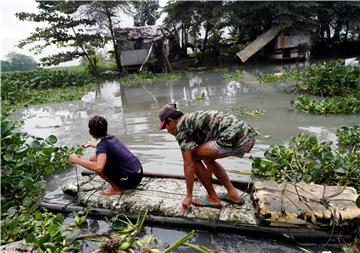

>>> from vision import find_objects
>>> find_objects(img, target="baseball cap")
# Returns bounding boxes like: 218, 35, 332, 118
158, 103, 178, 130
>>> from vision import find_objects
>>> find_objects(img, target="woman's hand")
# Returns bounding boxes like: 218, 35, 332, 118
82, 141, 95, 148
69, 154, 79, 163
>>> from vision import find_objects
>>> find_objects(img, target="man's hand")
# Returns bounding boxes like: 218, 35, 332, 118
69, 154, 79, 163
182, 195, 192, 213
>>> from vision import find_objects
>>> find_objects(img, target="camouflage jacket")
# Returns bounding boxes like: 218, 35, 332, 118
175, 110, 256, 152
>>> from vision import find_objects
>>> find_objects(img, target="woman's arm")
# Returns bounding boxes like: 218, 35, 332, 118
69, 153, 107, 173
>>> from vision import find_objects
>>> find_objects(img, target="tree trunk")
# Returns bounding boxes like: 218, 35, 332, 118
202, 23, 211, 52
70, 26, 98, 77
105, 7, 122, 75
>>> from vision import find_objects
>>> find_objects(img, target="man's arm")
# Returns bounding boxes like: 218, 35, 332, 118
182, 150, 195, 211
69, 153, 107, 173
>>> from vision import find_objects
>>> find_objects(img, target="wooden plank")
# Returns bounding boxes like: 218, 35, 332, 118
237, 26, 281, 62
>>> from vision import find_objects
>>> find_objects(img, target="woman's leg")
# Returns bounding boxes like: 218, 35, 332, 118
97, 171, 124, 195
88, 153, 123, 195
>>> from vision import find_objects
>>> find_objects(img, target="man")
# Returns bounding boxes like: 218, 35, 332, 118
69, 115, 143, 196
158, 103, 256, 211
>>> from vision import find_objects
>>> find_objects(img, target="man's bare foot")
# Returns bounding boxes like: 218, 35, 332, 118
99, 187, 123, 196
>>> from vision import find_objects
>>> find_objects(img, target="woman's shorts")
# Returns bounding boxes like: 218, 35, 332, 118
208, 137, 255, 158
110, 167, 143, 190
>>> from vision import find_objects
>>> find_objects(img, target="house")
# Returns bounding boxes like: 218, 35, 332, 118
237, 27, 311, 63
271, 31, 311, 60
114, 25, 172, 72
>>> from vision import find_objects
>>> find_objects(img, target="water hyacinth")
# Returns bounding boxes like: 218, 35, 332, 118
251, 131, 360, 189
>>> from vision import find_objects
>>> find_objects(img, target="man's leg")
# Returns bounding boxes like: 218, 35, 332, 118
192, 160, 221, 205
193, 142, 242, 203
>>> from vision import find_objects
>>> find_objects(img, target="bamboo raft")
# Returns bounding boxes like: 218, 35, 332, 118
41, 171, 360, 243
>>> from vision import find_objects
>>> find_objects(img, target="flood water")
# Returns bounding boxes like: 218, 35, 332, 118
14, 63, 359, 252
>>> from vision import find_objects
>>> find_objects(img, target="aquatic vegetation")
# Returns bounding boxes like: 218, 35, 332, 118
258, 61, 360, 114
240, 108, 266, 117
25, 212, 82, 253
336, 125, 360, 148
1, 68, 97, 113
251, 132, 360, 189
93, 210, 215, 253
257, 69, 303, 83
196, 92, 207, 100
120, 70, 181, 86
1, 116, 83, 244
224, 72, 242, 80
295, 60, 360, 97
290, 94, 360, 114
1, 68, 96, 89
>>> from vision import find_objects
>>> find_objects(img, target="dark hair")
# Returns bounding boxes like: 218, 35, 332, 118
88, 115, 108, 138
166, 111, 184, 122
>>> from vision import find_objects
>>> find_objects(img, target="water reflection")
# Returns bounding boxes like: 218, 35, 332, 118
14, 69, 360, 182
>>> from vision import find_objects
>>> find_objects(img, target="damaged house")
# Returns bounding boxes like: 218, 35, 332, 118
237, 27, 311, 63
114, 25, 172, 72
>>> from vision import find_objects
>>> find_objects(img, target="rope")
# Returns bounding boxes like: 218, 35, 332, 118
74, 164, 80, 194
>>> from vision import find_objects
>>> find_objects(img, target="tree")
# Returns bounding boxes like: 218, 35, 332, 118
315, 2, 360, 43
79, 1, 133, 74
16, 1, 105, 76
133, 0, 160, 27
223, 2, 318, 44
1, 52, 38, 72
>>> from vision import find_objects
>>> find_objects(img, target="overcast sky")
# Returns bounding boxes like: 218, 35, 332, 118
0, 0, 167, 66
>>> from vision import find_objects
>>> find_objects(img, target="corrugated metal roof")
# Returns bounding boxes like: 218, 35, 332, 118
114, 25, 164, 41
120, 49, 150, 66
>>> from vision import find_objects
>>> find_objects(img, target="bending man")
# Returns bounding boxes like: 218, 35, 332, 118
158, 104, 256, 211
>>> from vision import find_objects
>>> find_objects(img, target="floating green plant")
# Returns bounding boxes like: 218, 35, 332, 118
251, 131, 359, 189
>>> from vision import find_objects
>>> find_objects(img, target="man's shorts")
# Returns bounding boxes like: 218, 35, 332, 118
109, 167, 143, 190
208, 137, 255, 158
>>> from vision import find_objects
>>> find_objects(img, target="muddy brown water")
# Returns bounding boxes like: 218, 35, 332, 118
13, 64, 358, 252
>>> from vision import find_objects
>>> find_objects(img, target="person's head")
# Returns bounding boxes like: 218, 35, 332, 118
158, 103, 183, 135
88, 115, 108, 139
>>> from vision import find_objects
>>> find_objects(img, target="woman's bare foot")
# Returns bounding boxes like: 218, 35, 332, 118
99, 187, 123, 196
